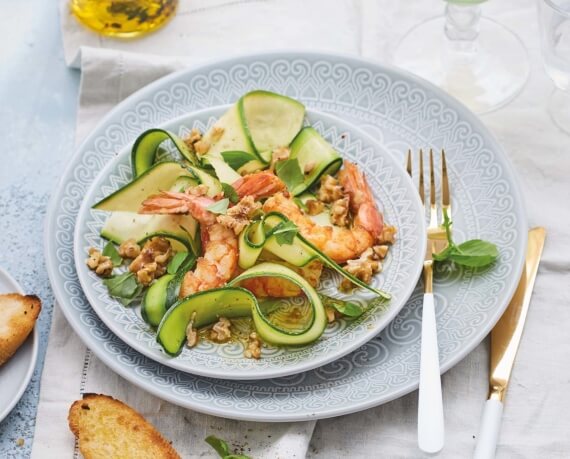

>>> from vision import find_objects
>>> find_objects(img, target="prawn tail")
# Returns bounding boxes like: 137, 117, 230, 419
139, 191, 191, 214
233, 171, 287, 200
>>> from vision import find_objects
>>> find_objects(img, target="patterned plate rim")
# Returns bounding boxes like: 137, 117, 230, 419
44, 51, 527, 421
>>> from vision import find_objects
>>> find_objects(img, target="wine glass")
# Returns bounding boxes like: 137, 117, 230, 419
393, 1, 530, 114
538, 0, 570, 134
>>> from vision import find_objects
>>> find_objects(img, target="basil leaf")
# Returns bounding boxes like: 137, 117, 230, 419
320, 294, 366, 318
448, 239, 499, 267
167, 252, 188, 275
221, 150, 258, 170
275, 158, 304, 193
272, 220, 299, 245
102, 272, 141, 305
221, 182, 239, 204
205, 435, 230, 457
102, 242, 122, 267
206, 198, 230, 215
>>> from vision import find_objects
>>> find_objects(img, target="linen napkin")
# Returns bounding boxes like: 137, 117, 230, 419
34, 0, 570, 458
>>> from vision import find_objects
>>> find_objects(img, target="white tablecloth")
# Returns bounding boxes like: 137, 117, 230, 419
33, 0, 570, 457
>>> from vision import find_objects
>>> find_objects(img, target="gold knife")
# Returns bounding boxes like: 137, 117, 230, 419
473, 227, 546, 459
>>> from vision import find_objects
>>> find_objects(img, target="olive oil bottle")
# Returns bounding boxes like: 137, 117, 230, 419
70, 0, 178, 38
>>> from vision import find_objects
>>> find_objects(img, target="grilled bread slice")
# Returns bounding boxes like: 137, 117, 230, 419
0, 293, 41, 366
68, 394, 180, 459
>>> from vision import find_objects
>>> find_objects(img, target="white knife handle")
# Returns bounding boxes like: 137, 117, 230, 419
473, 399, 503, 459
418, 292, 445, 454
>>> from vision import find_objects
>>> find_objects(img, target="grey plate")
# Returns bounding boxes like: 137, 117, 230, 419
0, 267, 38, 423
45, 52, 527, 421
74, 107, 426, 380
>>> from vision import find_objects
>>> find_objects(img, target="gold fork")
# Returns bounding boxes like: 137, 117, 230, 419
406, 149, 450, 454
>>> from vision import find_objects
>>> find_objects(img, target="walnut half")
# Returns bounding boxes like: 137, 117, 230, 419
86, 248, 113, 277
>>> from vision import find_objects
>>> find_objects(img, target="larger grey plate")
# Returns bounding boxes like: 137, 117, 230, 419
45, 52, 526, 421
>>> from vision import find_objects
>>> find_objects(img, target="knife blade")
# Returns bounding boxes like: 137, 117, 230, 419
473, 226, 546, 459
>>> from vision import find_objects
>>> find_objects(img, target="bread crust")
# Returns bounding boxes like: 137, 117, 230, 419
0, 293, 41, 366
68, 393, 181, 459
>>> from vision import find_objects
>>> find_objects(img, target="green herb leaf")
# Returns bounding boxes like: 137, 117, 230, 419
102, 242, 122, 267
206, 198, 230, 215
221, 182, 239, 204
221, 150, 258, 170
272, 220, 299, 245
167, 252, 188, 275
433, 209, 499, 268
204, 435, 251, 459
205, 436, 230, 457
320, 294, 366, 318
275, 158, 304, 193
102, 272, 142, 305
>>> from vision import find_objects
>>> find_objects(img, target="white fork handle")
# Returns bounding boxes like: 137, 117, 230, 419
473, 399, 503, 459
418, 292, 445, 454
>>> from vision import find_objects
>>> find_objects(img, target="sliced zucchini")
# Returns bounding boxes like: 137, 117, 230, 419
171, 175, 198, 192
131, 128, 198, 177
142, 274, 174, 327
239, 90, 305, 162
200, 104, 257, 160
289, 127, 342, 196
186, 164, 222, 197
295, 192, 332, 227
100, 212, 198, 253
221, 150, 265, 175
208, 157, 241, 185
93, 162, 194, 212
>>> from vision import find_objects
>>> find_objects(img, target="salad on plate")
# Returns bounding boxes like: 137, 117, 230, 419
86, 90, 396, 359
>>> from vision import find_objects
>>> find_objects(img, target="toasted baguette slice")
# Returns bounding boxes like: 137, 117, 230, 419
69, 394, 181, 459
0, 293, 41, 366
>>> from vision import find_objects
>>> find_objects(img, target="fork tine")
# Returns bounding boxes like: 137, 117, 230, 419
418, 149, 425, 205
441, 149, 450, 217
406, 149, 412, 177
429, 149, 437, 228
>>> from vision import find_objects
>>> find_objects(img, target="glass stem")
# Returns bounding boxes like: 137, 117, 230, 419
444, 3, 482, 54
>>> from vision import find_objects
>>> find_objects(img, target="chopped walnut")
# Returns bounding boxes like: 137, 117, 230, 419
379, 225, 397, 245
317, 175, 344, 203
340, 247, 386, 291
216, 195, 262, 235
185, 312, 199, 348
187, 184, 209, 197
304, 161, 316, 174
184, 128, 202, 147
305, 199, 325, 216
118, 239, 140, 259
194, 139, 210, 155
209, 317, 232, 343
86, 248, 113, 277
129, 237, 172, 286
270, 147, 291, 171
330, 197, 350, 227
211, 125, 225, 141
244, 332, 262, 359
373, 245, 389, 259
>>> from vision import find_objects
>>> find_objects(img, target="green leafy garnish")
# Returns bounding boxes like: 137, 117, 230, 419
433, 209, 499, 268
102, 242, 122, 267
102, 272, 142, 306
275, 158, 304, 193
320, 294, 366, 318
167, 252, 188, 275
221, 182, 239, 204
221, 150, 258, 170
205, 435, 251, 459
206, 198, 230, 215
272, 220, 299, 245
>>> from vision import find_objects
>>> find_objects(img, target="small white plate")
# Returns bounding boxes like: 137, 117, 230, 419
0, 266, 39, 423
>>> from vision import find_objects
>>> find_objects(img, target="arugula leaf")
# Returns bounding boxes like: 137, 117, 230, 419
102, 242, 122, 267
102, 272, 142, 306
221, 182, 239, 204
433, 209, 499, 268
204, 436, 251, 459
167, 252, 188, 275
275, 158, 304, 193
221, 150, 258, 170
320, 294, 366, 318
272, 220, 299, 245
206, 198, 230, 215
